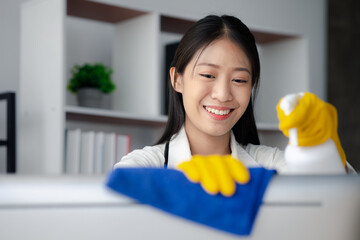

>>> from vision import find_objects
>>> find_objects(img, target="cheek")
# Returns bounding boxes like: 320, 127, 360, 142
183, 80, 211, 102
235, 87, 252, 107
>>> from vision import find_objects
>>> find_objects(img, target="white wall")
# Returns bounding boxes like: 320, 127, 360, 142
65, 16, 114, 106
255, 38, 309, 124
112, 13, 161, 115
0, 0, 24, 92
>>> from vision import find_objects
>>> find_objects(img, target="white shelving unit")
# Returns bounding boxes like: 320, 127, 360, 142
18, 0, 321, 174
19, 0, 66, 174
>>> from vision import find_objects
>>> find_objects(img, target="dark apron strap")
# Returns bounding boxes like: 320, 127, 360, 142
164, 141, 169, 169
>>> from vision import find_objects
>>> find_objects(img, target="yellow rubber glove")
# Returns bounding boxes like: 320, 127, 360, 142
276, 92, 346, 167
176, 155, 250, 197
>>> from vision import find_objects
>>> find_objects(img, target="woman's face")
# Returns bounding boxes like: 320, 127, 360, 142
172, 38, 252, 139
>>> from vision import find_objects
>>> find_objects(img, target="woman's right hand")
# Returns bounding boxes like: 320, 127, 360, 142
176, 155, 250, 197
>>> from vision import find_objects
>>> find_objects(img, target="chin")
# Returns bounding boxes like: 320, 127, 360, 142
205, 125, 232, 137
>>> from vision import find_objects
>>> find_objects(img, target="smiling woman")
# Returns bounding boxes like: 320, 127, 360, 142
114, 15, 286, 173
170, 38, 253, 155
159, 15, 260, 148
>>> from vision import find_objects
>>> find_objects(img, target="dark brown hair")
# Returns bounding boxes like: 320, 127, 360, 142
157, 15, 260, 145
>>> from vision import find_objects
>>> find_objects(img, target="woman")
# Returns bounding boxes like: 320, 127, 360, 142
114, 15, 286, 172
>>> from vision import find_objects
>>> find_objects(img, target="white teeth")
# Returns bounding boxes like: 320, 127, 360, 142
205, 107, 231, 115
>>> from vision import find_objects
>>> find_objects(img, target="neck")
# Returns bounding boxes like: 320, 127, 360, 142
184, 124, 231, 156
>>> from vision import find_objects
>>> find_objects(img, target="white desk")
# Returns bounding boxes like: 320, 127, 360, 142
0, 175, 359, 240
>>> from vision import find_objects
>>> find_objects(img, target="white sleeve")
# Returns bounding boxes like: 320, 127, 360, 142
245, 144, 287, 173
113, 145, 165, 168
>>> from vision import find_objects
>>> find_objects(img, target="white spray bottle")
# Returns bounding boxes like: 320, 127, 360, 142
279, 92, 346, 175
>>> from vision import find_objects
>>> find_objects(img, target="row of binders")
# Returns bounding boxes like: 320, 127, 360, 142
64, 129, 131, 175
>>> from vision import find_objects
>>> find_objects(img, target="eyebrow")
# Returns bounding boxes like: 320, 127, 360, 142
196, 62, 251, 74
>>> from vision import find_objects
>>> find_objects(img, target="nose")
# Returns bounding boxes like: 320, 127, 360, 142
211, 78, 233, 102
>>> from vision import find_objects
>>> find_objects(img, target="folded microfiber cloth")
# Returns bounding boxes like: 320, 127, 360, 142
106, 167, 276, 236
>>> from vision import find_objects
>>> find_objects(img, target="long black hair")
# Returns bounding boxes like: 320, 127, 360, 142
157, 15, 260, 145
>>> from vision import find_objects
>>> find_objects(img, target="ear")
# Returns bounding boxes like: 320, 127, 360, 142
170, 67, 183, 93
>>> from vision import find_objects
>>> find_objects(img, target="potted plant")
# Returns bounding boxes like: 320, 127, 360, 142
67, 63, 116, 108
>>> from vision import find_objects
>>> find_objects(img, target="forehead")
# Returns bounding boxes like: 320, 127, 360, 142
190, 38, 251, 69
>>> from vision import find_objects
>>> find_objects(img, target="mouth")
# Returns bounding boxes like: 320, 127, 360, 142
204, 106, 234, 118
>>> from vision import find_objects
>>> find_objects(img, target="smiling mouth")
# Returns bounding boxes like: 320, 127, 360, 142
204, 106, 234, 116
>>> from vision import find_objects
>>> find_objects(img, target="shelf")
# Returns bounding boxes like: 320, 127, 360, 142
160, 15, 195, 34
67, 0, 147, 23
65, 106, 168, 127
251, 30, 296, 44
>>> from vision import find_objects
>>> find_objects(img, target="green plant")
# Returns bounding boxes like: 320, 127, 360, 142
67, 63, 116, 94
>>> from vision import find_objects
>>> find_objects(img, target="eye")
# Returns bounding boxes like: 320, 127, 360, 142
232, 79, 248, 84
200, 74, 215, 79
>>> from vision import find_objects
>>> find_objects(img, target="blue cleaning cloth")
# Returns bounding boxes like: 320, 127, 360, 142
106, 167, 276, 236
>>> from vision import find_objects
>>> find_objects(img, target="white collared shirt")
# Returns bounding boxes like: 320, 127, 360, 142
114, 126, 287, 173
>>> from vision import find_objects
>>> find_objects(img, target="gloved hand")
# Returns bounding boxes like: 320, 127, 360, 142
276, 92, 346, 167
176, 155, 250, 197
